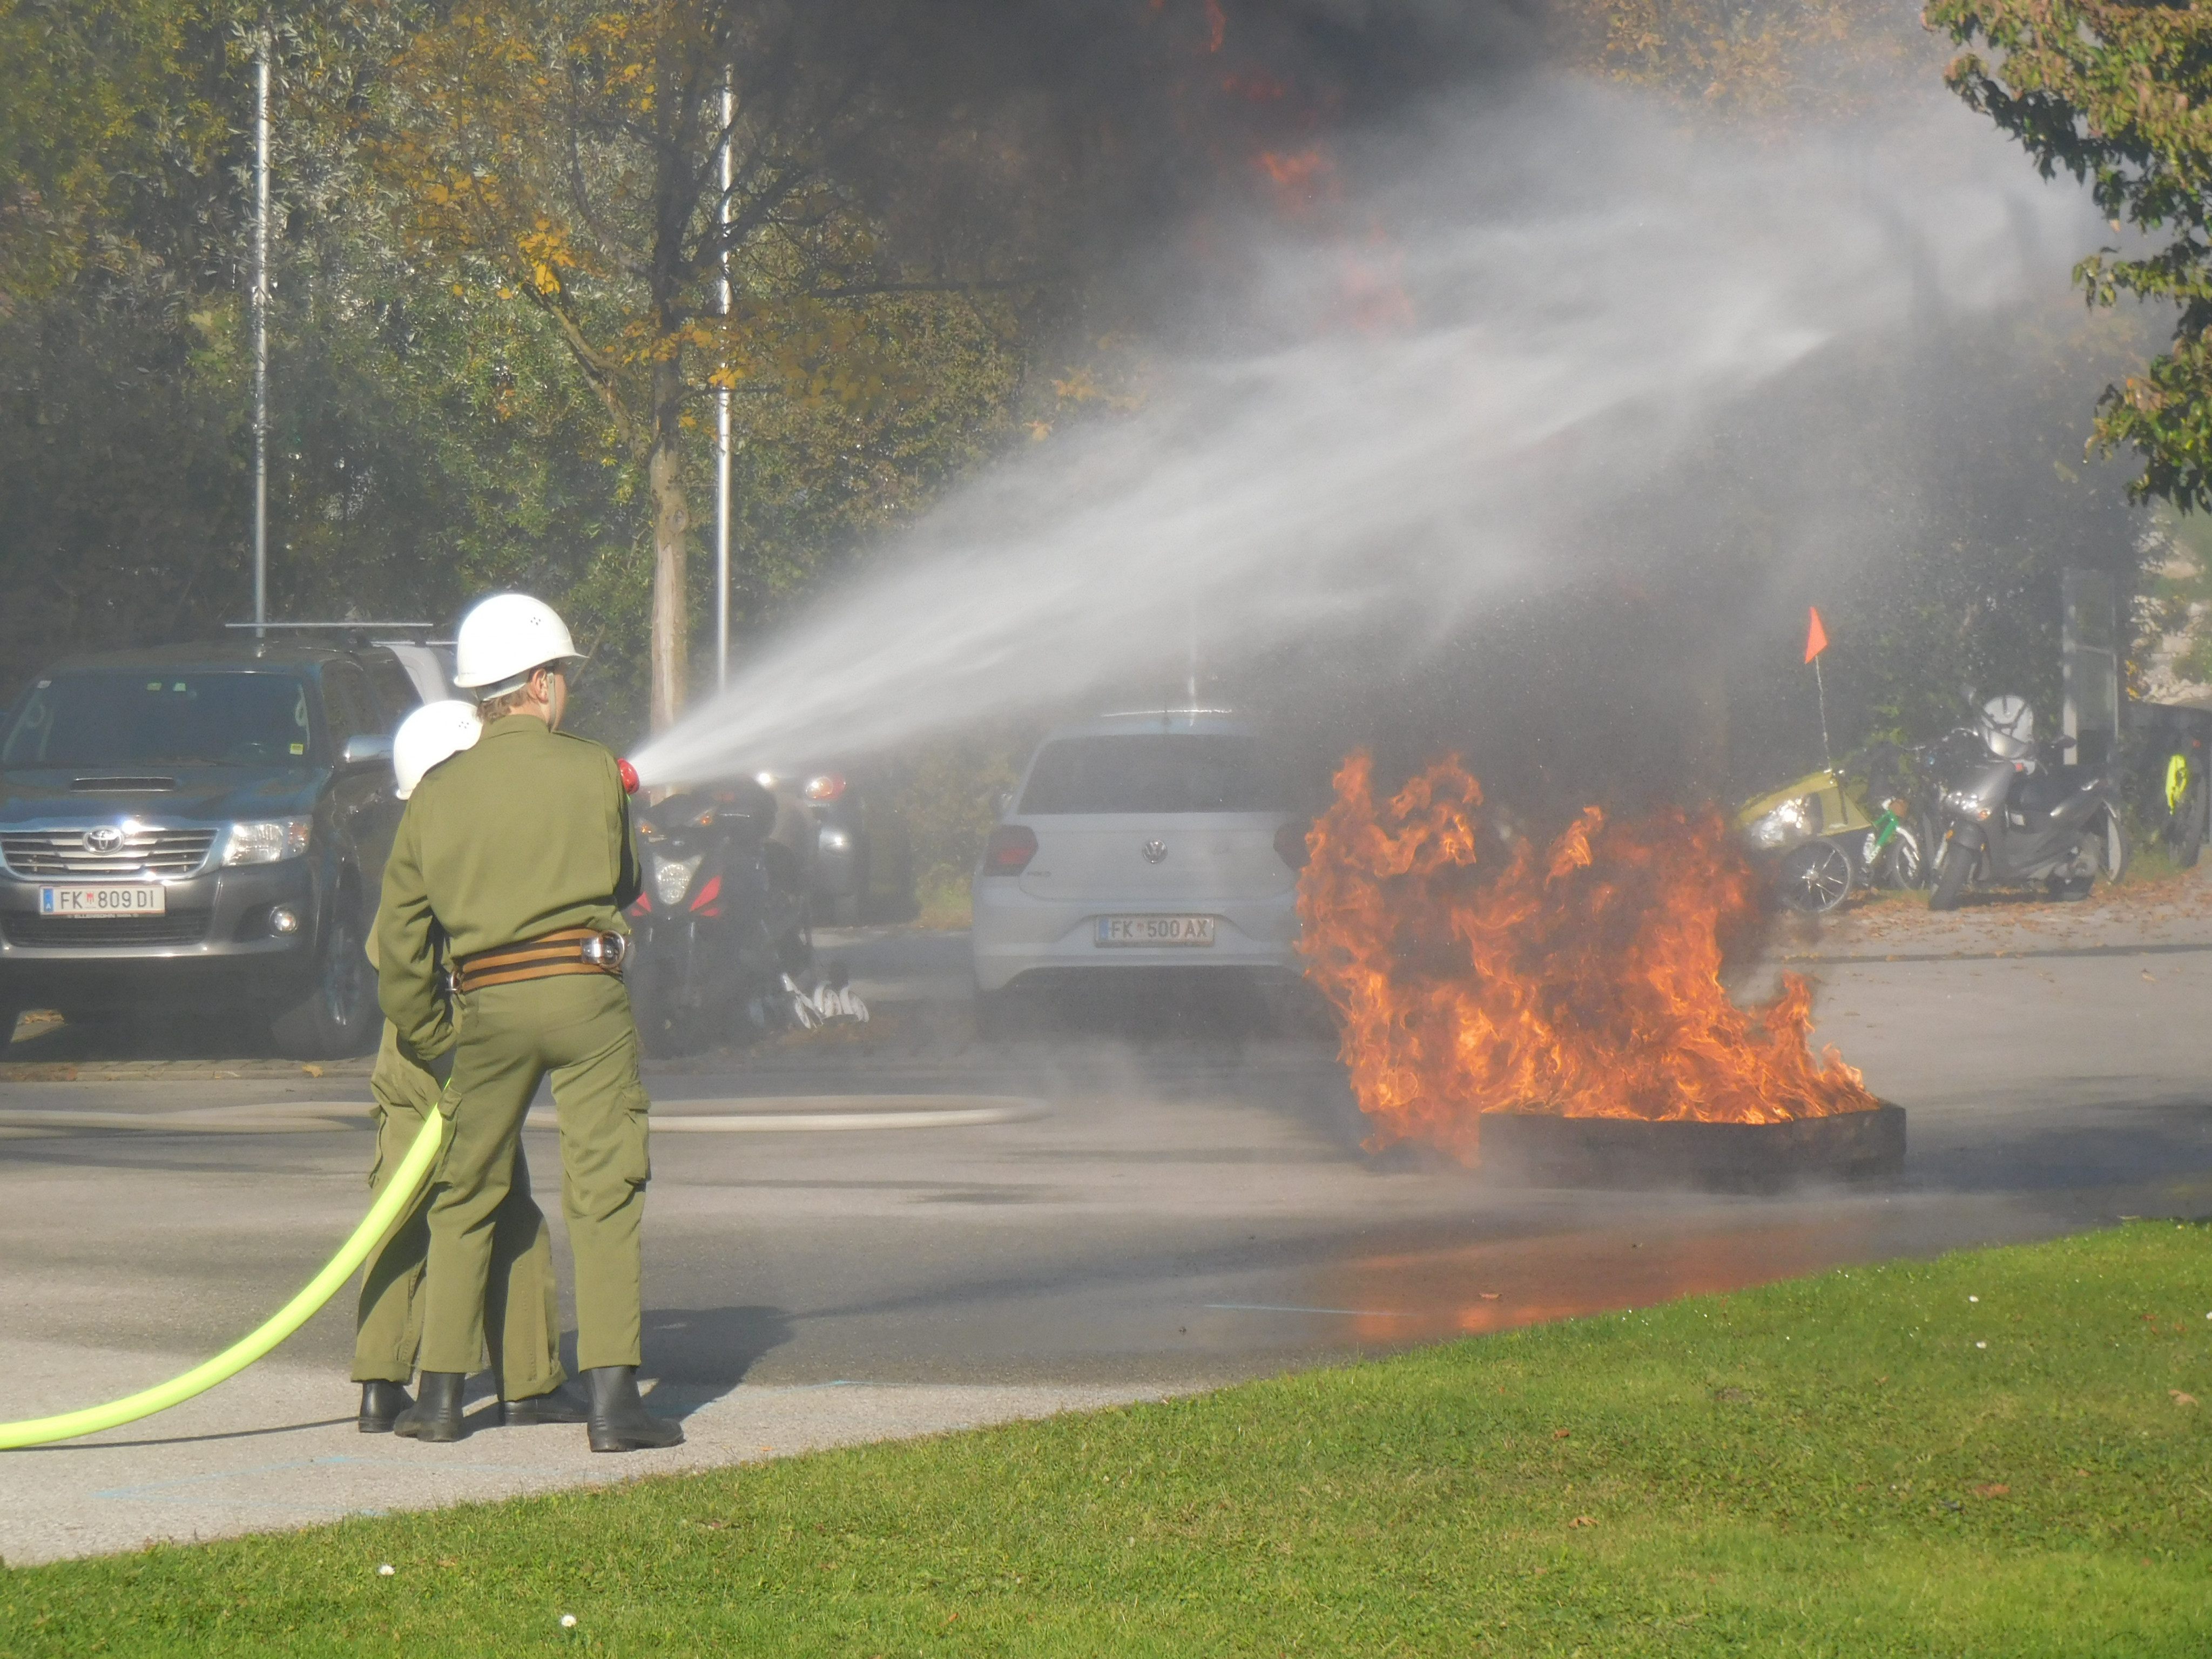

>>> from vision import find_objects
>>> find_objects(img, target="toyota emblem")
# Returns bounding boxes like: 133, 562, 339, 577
84, 826, 124, 854
1142, 839, 1168, 865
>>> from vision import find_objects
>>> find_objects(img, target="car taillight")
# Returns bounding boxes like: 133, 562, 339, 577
1274, 821, 1311, 869
982, 824, 1037, 876
804, 773, 847, 802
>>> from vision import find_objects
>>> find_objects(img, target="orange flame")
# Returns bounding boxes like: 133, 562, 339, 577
1297, 754, 1877, 1161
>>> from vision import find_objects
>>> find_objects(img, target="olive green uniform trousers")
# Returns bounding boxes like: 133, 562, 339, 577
419, 973, 651, 1377
352, 1022, 565, 1398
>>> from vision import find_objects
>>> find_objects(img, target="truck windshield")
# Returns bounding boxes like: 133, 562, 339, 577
1, 672, 315, 769
1019, 734, 1284, 814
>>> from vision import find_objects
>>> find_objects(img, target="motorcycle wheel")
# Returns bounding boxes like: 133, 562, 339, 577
1928, 831, 1974, 911
627, 958, 696, 1057
1877, 824, 1926, 890
1777, 840, 1853, 913
2097, 809, 2130, 886
2164, 758, 2206, 871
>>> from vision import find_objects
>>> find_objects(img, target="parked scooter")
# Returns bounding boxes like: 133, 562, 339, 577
626, 780, 814, 1052
1927, 696, 2128, 910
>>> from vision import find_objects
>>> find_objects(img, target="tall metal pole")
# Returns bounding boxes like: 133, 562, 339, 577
714, 77, 733, 690
1813, 657, 1833, 772
252, 31, 271, 639
1186, 599, 1199, 709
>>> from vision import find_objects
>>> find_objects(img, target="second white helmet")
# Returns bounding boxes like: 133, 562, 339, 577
393, 700, 483, 800
451, 593, 583, 693
1979, 694, 2036, 762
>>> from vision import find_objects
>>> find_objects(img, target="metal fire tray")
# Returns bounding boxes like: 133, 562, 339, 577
1474, 1102, 1905, 1192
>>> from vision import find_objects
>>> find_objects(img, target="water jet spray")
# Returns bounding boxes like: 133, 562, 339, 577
623, 86, 2095, 791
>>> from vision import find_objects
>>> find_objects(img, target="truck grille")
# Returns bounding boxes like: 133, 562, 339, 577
0, 827, 217, 878
2, 912, 210, 947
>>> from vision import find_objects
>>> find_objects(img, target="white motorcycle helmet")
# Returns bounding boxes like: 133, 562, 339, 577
451, 593, 584, 693
392, 699, 483, 800
1979, 694, 2036, 763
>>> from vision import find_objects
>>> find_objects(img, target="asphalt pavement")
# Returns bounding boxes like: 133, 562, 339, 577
2, 896, 2210, 1565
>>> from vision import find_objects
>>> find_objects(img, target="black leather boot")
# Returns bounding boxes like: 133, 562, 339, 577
584, 1366, 684, 1453
500, 1380, 591, 1427
358, 1380, 413, 1435
392, 1371, 468, 1442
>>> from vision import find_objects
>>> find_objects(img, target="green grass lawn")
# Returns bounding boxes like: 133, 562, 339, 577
8, 1223, 2210, 1657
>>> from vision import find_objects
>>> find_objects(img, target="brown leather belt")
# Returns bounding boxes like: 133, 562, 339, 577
455, 927, 629, 994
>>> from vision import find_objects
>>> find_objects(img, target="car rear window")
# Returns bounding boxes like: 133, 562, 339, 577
1, 672, 316, 768
1018, 734, 1284, 815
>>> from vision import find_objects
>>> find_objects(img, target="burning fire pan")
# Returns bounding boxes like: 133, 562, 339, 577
1475, 1102, 1905, 1192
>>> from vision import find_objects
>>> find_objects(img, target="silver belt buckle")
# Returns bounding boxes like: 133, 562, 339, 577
579, 931, 628, 972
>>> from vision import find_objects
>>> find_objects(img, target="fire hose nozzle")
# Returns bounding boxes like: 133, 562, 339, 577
617, 757, 640, 795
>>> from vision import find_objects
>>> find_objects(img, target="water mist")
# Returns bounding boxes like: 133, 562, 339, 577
628, 79, 2098, 788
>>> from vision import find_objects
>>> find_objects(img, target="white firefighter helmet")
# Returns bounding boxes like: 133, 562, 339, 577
450, 593, 584, 693
1980, 694, 2036, 761
392, 700, 483, 800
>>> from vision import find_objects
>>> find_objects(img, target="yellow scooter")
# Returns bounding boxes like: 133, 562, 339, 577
1735, 767, 1923, 913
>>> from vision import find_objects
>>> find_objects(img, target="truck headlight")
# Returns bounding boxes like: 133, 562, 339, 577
1745, 797, 1814, 850
221, 818, 312, 865
652, 854, 703, 908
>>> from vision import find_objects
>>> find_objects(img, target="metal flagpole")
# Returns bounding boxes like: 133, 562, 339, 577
1186, 601, 1199, 710
1814, 657, 1833, 771
252, 29, 271, 639
714, 76, 733, 690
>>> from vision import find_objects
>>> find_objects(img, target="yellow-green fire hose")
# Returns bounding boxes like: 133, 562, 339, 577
0, 1110, 446, 1451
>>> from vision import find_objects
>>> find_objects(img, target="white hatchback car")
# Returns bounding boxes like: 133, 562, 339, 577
970, 712, 1306, 1015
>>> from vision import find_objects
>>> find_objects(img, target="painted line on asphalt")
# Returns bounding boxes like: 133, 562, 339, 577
1777, 939, 2212, 966
532, 1095, 1046, 1133
0, 1096, 1046, 1137
0, 1108, 365, 1135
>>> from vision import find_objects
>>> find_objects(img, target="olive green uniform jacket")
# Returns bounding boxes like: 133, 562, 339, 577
375, 714, 641, 1048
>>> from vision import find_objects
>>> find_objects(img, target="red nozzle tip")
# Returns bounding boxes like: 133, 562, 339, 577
617, 758, 640, 795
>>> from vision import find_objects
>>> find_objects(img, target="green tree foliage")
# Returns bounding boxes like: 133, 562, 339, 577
356, 0, 1043, 729
1547, 0, 1930, 120
0, 0, 258, 699
0, 0, 242, 302
0, 0, 1040, 746
1929, 0, 2212, 511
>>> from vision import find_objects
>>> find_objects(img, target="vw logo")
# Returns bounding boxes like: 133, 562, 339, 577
84, 827, 124, 854
1142, 839, 1168, 865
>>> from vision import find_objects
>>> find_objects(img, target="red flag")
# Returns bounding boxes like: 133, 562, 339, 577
1804, 606, 1829, 664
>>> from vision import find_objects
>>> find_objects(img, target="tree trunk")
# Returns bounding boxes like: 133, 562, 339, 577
648, 353, 689, 733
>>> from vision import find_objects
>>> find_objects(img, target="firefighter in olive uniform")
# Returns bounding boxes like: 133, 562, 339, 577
353, 700, 586, 1435
376, 595, 680, 1452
